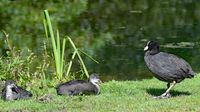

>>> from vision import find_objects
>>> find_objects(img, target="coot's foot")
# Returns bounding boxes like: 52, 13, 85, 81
153, 92, 172, 99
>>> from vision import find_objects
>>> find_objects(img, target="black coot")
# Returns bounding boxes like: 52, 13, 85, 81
1, 80, 33, 101
144, 41, 196, 98
56, 74, 101, 96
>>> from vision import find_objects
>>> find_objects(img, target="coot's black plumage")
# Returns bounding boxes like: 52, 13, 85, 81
144, 41, 196, 98
56, 74, 101, 96
1, 80, 32, 101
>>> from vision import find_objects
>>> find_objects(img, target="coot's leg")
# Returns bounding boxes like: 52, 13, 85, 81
155, 81, 176, 99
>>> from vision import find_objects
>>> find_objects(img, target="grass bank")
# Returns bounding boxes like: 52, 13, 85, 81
0, 74, 200, 112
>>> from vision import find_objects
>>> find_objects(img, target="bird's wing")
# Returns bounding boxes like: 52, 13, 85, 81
56, 80, 87, 89
155, 52, 193, 79
16, 86, 32, 98
72, 83, 95, 95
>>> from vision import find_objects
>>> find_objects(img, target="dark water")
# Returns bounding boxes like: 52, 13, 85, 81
83, 1, 200, 81
1, 1, 200, 81
89, 41, 200, 81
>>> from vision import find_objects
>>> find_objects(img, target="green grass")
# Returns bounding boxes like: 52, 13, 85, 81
1, 74, 200, 112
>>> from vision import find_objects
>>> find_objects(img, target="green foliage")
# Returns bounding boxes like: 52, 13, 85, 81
0, 31, 34, 85
0, 31, 53, 89
0, 50, 34, 82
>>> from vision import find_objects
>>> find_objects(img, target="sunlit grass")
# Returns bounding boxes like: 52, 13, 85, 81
0, 74, 199, 112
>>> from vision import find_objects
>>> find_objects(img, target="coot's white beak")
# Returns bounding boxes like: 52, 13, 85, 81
144, 46, 148, 51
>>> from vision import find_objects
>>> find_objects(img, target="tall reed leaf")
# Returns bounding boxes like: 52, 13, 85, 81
43, 10, 66, 80
67, 37, 89, 78
66, 51, 76, 77
43, 10, 94, 80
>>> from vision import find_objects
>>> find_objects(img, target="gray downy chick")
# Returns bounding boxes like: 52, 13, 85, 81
1, 80, 32, 101
56, 74, 101, 96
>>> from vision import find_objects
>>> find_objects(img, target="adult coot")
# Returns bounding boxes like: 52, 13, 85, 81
1, 80, 32, 101
144, 41, 196, 98
56, 74, 101, 96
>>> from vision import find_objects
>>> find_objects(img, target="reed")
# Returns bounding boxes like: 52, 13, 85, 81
43, 10, 66, 80
43, 10, 95, 79
67, 37, 89, 78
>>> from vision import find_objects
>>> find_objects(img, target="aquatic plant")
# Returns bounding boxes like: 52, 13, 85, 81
43, 10, 97, 80
43, 10, 66, 80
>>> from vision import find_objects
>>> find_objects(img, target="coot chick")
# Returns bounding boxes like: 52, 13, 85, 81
144, 41, 196, 99
1, 80, 33, 101
56, 74, 101, 96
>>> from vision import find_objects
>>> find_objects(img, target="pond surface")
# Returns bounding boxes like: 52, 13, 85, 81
90, 41, 200, 81
84, 1, 200, 81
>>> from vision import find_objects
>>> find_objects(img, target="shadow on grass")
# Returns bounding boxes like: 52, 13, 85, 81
146, 88, 191, 97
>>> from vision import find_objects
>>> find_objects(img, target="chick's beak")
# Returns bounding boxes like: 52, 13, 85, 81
144, 46, 148, 51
